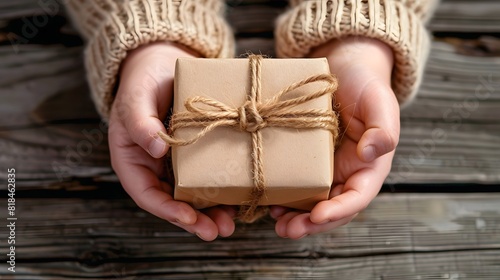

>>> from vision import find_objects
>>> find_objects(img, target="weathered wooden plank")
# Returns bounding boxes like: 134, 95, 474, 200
0, 250, 499, 279
391, 38, 500, 183
430, 0, 500, 32
0, 39, 499, 187
1, 2, 500, 187
0, 1, 499, 280
0, 72, 87, 125
0, 53, 82, 89
0, 193, 498, 258
0, 193, 498, 278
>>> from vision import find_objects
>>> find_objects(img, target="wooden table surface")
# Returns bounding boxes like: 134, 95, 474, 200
0, 0, 499, 279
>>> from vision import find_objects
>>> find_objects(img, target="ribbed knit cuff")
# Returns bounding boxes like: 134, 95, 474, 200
65, 0, 234, 120
276, 0, 432, 106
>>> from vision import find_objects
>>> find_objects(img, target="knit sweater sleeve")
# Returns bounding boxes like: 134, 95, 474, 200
64, 0, 234, 120
276, 0, 440, 106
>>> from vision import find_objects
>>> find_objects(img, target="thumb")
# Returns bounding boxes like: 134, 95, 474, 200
144, 118, 170, 159
357, 82, 400, 162
115, 80, 172, 159
357, 127, 398, 162
114, 42, 201, 159
127, 113, 170, 159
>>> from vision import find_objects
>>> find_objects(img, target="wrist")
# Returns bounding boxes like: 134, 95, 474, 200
121, 41, 201, 76
309, 37, 394, 81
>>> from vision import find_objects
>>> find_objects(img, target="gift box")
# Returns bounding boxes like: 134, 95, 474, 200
165, 56, 338, 212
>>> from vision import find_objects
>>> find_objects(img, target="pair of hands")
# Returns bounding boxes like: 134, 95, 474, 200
108, 37, 400, 241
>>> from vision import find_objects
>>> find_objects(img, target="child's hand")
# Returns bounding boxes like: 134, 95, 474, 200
271, 37, 400, 239
108, 42, 236, 241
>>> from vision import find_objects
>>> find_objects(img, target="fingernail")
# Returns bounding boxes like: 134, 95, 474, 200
276, 227, 288, 238
319, 219, 330, 225
175, 218, 189, 226
362, 145, 376, 162
195, 232, 209, 241
297, 233, 309, 239
280, 234, 289, 239
148, 137, 167, 158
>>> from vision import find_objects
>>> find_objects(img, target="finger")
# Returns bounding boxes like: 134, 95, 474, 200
310, 152, 393, 224
274, 211, 304, 238
357, 82, 400, 162
121, 166, 219, 241
109, 111, 169, 175
120, 162, 198, 226
115, 78, 172, 159
281, 213, 356, 239
110, 130, 220, 241
114, 42, 202, 159
269, 206, 290, 219
110, 135, 219, 241
204, 206, 237, 237
109, 124, 198, 226
115, 57, 176, 158
187, 206, 238, 240
358, 127, 398, 162
330, 184, 345, 198
173, 211, 220, 241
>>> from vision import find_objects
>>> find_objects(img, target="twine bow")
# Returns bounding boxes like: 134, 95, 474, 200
159, 55, 339, 223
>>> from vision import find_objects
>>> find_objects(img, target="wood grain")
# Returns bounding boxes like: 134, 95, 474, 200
1, 40, 499, 186
0, 1, 499, 279
0, 193, 499, 279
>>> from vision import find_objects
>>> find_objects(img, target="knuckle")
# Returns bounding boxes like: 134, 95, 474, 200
111, 99, 132, 121
134, 199, 147, 211
138, 72, 161, 95
358, 198, 371, 212
110, 158, 119, 173
340, 218, 351, 226
342, 215, 357, 226
128, 119, 149, 145
132, 193, 149, 211
383, 128, 399, 152
352, 189, 371, 211
130, 118, 146, 133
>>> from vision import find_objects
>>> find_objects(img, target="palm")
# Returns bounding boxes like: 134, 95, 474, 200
331, 65, 398, 204
108, 42, 236, 241
109, 114, 167, 200
271, 37, 400, 239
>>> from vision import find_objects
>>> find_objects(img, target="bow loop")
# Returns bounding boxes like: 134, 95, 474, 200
238, 100, 266, 133
185, 96, 235, 114
260, 74, 338, 116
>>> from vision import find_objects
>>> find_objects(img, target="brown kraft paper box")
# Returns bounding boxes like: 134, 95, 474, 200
171, 57, 336, 211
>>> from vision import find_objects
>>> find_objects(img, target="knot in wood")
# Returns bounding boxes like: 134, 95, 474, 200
238, 100, 266, 133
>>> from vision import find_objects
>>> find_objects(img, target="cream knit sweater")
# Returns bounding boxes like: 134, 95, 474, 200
65, 0, 439, 119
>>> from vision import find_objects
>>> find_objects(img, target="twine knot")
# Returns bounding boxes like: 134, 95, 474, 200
238, 100, 266, 133
159, 55, 339, 223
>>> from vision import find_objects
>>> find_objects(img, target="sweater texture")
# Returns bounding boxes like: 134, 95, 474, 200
65, 0, 439, 119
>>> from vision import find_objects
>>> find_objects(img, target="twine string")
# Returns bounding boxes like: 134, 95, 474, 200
159, 55, 339, 222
